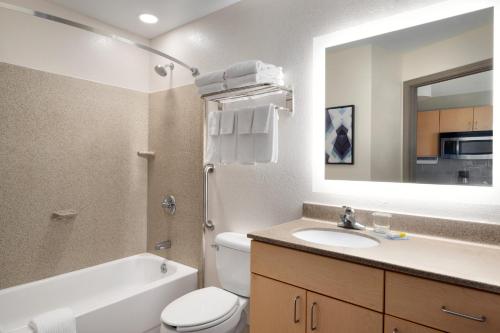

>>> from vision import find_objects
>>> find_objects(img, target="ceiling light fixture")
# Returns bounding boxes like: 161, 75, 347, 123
139, 13, 158, 24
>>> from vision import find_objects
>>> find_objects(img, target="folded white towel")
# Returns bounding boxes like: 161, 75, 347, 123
220, 110, 237, 164
226, 69, 284, 89
194, 70, 225, 87
226, 60, 277, 78
206, 111, 221, 164
253, 104, 278, 163
237, 107, 255, 164
29, 308, 76, 333
198, 82, 226, 95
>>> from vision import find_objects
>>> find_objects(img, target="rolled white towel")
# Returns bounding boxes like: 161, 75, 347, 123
29, 308, 76, 333
198, 82, 226, 95
226, 60, 277, 78
194, 70, 225, 87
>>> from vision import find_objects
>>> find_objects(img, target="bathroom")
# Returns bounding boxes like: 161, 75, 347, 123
0, 0, 499, 332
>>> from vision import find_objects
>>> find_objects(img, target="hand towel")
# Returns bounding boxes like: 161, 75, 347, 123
226, 60, 277, 78
206, 111, 221, 164
198, 82, 226, 95
220, 111, 237, 164
194, 70, 225, 87
237, 107, 255, 164
29, 308, 76, 333
253, 104, 278, 163
226, 69, 284, 89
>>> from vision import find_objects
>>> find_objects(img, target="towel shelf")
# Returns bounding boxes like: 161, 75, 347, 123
201, 83, 293, 114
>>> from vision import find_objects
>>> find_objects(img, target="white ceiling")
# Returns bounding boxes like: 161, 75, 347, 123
47, 0, 240, 39
328, 8, 493, 53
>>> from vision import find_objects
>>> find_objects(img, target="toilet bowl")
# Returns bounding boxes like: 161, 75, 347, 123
161, 233, 251, 333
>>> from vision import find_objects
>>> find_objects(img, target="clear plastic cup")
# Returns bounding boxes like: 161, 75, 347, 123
372, 212, 392, 234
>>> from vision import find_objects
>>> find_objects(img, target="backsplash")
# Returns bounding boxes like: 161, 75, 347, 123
415, 159, 492, 186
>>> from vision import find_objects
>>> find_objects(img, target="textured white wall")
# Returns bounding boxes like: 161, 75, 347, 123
150, 0, 500, 288
402, 24, 493, 81
0, 0, 150, 92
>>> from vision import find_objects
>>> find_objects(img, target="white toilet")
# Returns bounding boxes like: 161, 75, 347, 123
161, 232, 251, 333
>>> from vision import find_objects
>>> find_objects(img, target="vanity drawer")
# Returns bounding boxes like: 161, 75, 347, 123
384, 315, 444, 333
386, 272, 500, 333
251, 241, 384, 311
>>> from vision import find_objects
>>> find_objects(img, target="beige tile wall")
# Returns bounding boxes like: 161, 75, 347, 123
147, 85, 204, 278
0, 63, 149, 289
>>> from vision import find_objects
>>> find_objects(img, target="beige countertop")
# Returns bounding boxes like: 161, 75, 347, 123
248, 218, 500, 294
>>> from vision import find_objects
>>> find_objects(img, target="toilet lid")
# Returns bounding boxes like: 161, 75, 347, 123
161, 287, 239, 328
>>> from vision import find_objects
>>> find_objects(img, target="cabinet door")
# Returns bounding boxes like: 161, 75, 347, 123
384, 315, 444, 333
306, 292, 383, 333
417, 110, 440, 157
250, 274, 306, 333
473, 105, 493, 131
439, 108, 473, 132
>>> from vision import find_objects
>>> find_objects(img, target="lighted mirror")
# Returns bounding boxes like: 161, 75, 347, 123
323, 7, 493, 186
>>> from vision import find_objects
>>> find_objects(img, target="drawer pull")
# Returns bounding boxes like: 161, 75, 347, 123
392, 329, 399, 333
293, 296, 300, 323
311, 302, 318, 331
441, 306, 486, 322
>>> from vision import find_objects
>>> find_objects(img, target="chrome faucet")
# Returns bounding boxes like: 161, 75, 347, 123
338, 206, 366, 230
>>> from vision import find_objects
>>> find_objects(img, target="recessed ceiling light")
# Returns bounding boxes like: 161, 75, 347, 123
139, 13, 158, 24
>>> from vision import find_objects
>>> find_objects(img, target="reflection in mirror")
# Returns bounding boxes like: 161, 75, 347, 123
324, 8, 493, 186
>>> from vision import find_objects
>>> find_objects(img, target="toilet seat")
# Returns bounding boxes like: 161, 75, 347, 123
161, 287, 239, 331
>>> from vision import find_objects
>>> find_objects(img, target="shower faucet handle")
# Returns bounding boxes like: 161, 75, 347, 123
161, 195, 176, 215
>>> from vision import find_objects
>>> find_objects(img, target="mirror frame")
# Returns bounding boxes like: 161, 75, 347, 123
312, 0, 499, 205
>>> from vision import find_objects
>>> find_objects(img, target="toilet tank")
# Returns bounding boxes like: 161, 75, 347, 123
215, 232, 251, 297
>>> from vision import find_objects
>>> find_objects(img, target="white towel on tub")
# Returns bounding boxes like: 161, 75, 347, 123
29, 308, 76, 333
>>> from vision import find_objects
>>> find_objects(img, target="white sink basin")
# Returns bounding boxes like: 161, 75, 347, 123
292, 228, 380, 248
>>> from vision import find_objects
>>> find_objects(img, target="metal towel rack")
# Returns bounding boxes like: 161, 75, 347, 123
201, 83, 294, 113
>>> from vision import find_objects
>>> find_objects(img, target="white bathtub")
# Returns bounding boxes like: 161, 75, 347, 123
0, 253, 197, 333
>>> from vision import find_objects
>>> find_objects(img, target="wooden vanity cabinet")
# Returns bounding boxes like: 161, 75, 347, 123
386, 272, 500, 333
384, 316, 444, 333
250, 274, 306, 333
250, 241, 384, 333
250, 274, 382, 333
250, 241, 500, 333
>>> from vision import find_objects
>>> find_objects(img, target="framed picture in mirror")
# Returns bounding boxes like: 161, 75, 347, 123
325, 105, 355, 165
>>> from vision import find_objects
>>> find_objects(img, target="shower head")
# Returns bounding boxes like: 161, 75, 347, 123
154, 63, 174, 77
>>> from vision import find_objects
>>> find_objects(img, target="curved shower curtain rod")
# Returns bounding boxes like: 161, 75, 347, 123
0, 1, 200, 77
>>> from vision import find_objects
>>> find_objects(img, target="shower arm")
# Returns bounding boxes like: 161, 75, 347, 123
0, 1, 200, 77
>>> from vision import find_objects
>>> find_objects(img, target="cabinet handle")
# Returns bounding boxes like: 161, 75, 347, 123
441, 306, 486, 322
310, 302, 318, 331
293, 296, 300, 323
392, 329, 399, 333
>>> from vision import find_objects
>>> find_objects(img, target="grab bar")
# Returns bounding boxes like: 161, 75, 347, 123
203, 164, 215, 231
